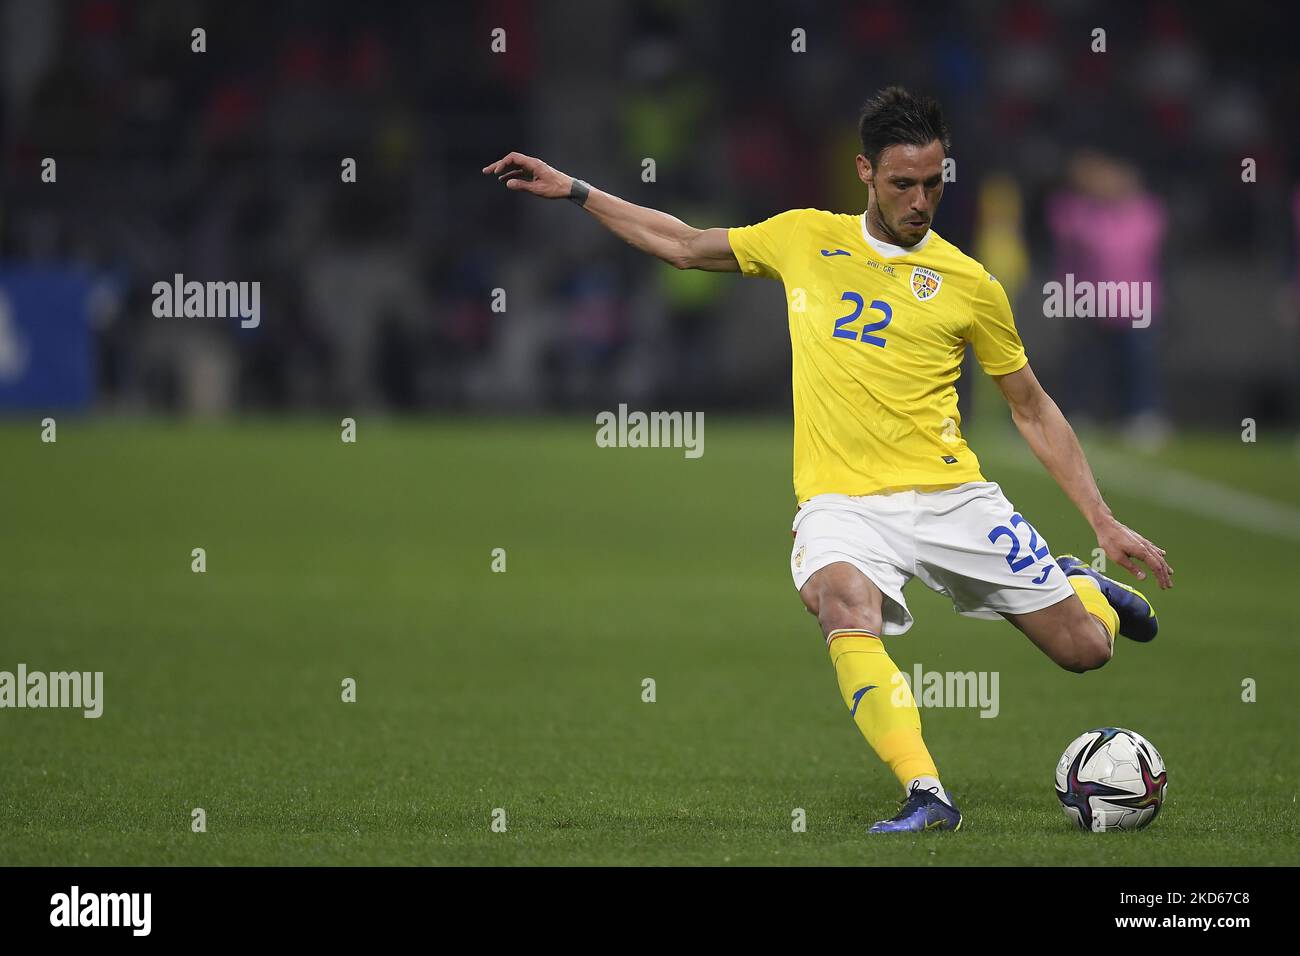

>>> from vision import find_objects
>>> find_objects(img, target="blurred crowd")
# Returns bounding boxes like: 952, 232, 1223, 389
1, 0, 1298, 432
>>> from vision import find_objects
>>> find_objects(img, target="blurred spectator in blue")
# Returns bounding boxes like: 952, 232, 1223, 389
543, 267, 628, 408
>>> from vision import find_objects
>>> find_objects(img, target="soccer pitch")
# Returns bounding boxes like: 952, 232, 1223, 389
1, 418, 1296, 866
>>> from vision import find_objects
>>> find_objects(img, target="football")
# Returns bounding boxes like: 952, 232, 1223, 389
1055, 728, 1168, 831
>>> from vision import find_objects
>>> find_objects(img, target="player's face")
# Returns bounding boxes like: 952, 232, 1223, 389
857, 140, 946, 246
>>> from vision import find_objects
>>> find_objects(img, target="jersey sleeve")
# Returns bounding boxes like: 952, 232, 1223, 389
967, 271, 1028, 376
727, 209, 808, 280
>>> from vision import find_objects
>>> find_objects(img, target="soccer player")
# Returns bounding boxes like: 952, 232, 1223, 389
483, 86, 1173, 833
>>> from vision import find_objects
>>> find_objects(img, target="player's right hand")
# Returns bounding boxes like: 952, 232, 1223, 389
481, 152, 572, 199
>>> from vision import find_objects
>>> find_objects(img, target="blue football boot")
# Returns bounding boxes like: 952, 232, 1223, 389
1057, 553, 1158, 643
868, 782, 963, 834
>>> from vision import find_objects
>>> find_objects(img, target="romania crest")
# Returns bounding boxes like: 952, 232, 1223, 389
910, 266, 942, 301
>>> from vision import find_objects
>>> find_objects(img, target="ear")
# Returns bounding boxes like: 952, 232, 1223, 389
855, 154, 873, 187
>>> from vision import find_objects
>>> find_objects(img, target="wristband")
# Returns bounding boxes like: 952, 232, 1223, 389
567, 178, 591, 207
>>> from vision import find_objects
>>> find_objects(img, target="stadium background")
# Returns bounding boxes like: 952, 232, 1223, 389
1, 0, 1297, 866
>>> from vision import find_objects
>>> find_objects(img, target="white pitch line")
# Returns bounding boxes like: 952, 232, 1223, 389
986, 439, 1300, 543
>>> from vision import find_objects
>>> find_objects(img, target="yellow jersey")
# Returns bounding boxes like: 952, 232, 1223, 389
728, 208, 1027, 503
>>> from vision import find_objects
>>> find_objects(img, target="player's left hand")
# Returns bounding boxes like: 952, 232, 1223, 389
1093, 517, 1173, 589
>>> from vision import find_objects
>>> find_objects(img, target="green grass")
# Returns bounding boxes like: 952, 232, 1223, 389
1, 417, 1297, 865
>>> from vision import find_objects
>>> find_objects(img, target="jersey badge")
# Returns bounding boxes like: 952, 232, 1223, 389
910, 266, 943, 302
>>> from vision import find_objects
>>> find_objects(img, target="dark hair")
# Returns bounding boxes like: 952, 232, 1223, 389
858, 86, 951, 169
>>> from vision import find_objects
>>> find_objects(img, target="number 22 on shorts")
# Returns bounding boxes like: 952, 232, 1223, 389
988, 514, 1051, 575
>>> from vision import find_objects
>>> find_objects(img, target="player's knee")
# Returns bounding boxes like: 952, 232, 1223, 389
817, 595, 882, 638
1059, 623, 1113, 673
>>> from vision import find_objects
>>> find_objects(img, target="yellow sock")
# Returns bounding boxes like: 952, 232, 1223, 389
826, 629, 939, 787
1069, 574, 1118, 641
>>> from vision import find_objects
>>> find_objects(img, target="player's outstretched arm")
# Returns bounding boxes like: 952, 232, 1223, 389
994, 363, 1174, 589
482, 152, 739, 272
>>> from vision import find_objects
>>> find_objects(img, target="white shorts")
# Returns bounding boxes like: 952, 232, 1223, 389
790, 481, 1076, 635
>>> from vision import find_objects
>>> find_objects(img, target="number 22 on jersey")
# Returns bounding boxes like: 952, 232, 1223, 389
831, 292, 892, 347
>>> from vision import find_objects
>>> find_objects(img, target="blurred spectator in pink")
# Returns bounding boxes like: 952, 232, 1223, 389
1047, 150, 1170, 449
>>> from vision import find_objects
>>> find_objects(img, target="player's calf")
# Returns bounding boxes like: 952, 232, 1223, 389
1005, 595, 1113, 674
1056, 618, 1113, 673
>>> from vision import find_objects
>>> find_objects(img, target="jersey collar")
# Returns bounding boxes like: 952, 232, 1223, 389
860, 212, 932, 257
